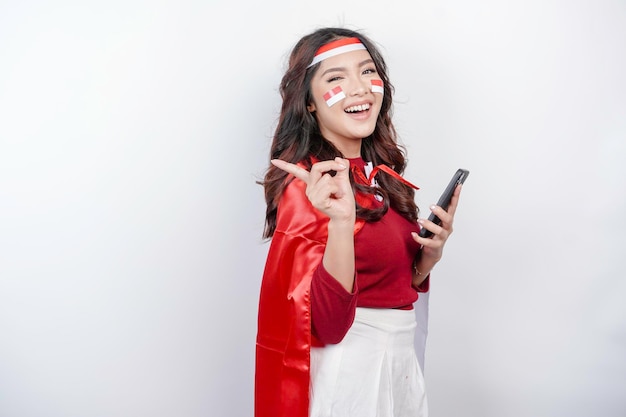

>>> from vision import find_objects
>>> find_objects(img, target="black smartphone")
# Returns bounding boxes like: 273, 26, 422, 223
418, 168, 469, 238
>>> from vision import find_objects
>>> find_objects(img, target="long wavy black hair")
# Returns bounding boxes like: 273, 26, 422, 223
260, 27, 419, 239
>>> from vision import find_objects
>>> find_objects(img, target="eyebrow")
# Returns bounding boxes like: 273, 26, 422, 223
319, 58, 375, 77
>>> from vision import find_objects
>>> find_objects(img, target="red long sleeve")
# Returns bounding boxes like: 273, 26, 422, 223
310, 263, 358, 344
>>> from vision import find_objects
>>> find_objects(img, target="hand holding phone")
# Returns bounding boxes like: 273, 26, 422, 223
418, 168, 469, 238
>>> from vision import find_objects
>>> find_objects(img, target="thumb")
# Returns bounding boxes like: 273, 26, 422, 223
333, 157, 353, 198
335, 156, 350, 177
334, 157, 351, 181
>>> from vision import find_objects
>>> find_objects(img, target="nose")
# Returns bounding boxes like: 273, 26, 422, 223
348, 78, 368, 97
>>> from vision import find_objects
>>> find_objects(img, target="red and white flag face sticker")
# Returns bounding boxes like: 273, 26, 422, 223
371, 79, 384, 95
323, 86, 345, 107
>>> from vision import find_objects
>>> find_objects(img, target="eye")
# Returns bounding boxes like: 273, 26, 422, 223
326, 76, 343, 83
363, 68, 377, 75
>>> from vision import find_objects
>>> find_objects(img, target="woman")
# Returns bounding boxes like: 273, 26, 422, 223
255, 27, 462, 417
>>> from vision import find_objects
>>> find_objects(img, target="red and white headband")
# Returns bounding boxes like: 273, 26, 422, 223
308, 37, 367, 68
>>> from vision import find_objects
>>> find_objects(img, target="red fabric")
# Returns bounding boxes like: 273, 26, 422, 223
255, 174, 366, 417
310, 263, 358, 345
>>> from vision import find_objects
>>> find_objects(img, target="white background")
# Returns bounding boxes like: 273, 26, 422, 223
1, 1, 625, 416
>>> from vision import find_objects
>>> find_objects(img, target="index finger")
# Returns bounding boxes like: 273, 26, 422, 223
271, 159, 311, 183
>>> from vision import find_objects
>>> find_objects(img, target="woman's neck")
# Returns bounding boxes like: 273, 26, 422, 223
327, 137, 362, 158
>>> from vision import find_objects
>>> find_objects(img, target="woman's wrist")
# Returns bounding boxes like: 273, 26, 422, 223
412, 254, 437, 286
413, 262, 429, 277
327, 218, 356, 238
412, 266, 429, 288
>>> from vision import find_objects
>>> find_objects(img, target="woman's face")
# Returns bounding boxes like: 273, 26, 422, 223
307, 48, 384, 158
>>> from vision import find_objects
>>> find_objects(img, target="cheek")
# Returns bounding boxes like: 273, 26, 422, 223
322, 86, 345, 107
370, 79, 384, 95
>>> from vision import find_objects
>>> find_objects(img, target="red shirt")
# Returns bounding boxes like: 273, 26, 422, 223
310, 157, 429, 344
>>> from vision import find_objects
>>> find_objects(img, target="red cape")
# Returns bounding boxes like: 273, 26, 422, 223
254, 175, 365, 417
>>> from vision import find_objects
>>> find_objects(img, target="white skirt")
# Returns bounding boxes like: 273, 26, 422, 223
309, 307, 428, 417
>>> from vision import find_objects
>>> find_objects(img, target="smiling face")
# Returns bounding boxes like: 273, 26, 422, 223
307, 47, 384, 158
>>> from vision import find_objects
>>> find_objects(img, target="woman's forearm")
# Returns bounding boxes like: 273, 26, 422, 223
322, 219, 356, 293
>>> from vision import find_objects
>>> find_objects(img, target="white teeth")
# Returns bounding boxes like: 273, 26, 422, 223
345, 103, 370, 113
